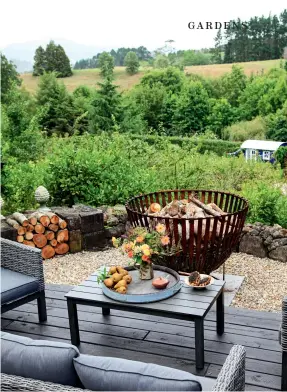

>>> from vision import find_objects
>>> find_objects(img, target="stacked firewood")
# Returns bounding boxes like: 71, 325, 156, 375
6, 212, 69, 259
145, 197, 231, 241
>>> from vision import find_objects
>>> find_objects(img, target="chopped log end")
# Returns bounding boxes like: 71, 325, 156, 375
29, 216, 37, 226
23, 240, 35, 247
42, 245, 55, 259
26, 224, 35, 232
48, 224, 59, 232
45, 231, 55, 240
49, 239, 58, 247
25, 232, 34, 240
57, 229, 69, 243
17, 235, 24, 243
40, 215, 50, 227
51, 215, 59, 225
33, 233, 47, 248
12, 212, 29, 227
17, 226, 26, 235
55, 243, 69, 255
34, 223, 45, 234
59, 219, 67, 229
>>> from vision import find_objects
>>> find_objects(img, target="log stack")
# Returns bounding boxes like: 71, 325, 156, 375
6, 212, 69, 259
145, 197, 231, 241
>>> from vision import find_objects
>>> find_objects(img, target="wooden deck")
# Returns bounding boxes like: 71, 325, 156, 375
1, 284, 282, 391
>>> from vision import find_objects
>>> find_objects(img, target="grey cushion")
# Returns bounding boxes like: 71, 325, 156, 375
1, 332, 80, 387
1, 267, 39, 304
74, 354, 202, 391
197, 376, 216, 391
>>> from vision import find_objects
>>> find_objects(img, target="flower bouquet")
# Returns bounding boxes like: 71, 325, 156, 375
112, 224, 181, 280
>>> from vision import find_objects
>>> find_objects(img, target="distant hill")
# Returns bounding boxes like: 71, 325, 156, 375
2, 39, 115, 71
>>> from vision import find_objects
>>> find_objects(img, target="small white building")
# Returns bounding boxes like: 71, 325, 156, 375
240, 140, 287, 162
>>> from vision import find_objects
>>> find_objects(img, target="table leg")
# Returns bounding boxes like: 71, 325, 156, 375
195, 318, 204, 370
216, 290, 224, 335
102, 307, 110, 316
67, 299, 80, 346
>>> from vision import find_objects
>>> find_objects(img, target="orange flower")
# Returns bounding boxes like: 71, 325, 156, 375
127, 251, 134, 258
136, 236, 144, 243
156, 223, 166, 234
124, 242, 133, 251
161, 235, 170, 246
142, 255, 151, 263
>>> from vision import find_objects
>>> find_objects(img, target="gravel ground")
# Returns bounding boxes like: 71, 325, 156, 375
44, 250, 286, 312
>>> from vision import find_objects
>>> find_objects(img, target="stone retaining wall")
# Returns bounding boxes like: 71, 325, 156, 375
239, 222, 287, 262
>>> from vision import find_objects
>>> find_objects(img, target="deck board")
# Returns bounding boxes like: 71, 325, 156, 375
1, 283, 282, 391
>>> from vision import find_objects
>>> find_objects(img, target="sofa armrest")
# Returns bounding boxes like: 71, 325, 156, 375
212, 345, 246, 392
0, 238, 44, 291
1, 373, 92, 392
282, 296, 287, 351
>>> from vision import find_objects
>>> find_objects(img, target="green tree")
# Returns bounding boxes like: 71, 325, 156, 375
89, 79, 122, 132
98, 52, 114, 79
33, 41, 72, 78
154, 55, 169, 69
172, 81, 210, 135
124, 51, 140, 75
36, 73, 76, 135
33, 46, 46, 76
1, 54, 21, 103
207, 98, 235, 138
219, 65, 247, 107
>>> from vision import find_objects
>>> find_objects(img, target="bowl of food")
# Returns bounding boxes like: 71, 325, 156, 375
184, 271, 214, 289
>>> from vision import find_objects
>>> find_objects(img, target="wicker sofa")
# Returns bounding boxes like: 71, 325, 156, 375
1, 331, 246, 391
1, 238, 47, 322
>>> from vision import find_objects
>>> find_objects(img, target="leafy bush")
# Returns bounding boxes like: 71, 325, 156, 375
3, 134, 284, 230
242, 182, 287, 226
222, 117, 267, 141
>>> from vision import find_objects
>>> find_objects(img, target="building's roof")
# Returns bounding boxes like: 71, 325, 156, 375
240, 140, 286, 151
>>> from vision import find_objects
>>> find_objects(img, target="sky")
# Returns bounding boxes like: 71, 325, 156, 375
1, 0, 286, 51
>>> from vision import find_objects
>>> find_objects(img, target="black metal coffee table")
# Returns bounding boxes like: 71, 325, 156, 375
65, 273, 225, 369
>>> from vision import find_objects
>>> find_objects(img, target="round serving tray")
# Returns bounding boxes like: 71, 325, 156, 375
101, 265, 182, 303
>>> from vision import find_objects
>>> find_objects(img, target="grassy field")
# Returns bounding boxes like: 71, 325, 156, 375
21, 59, 281, 94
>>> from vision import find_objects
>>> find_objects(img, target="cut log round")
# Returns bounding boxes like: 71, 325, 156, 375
49, 239, 58, 247
34, 223, 45, 234
26, 224, 35, 232
48, 224, 59, 232
23, 240, 35, 247
17, 235, 24, 243
46, 212, 59, 225
33, 212, 50, 227
6, 218, 20, 229
57, 229, 69, 243
25, 232, 34, 240
45, 231, 55, 240
55, 243, 69, 255
59, 218, 67, 229
17, 226, 26, 235
28, 215, 38, 226
33, 233, 47, 248
12, 212, 29, 227
42, 245, 55, 259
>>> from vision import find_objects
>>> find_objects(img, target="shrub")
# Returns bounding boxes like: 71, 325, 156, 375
242, 182, 287, 227
124, 51, 140, 75
222, 117, 267, 141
